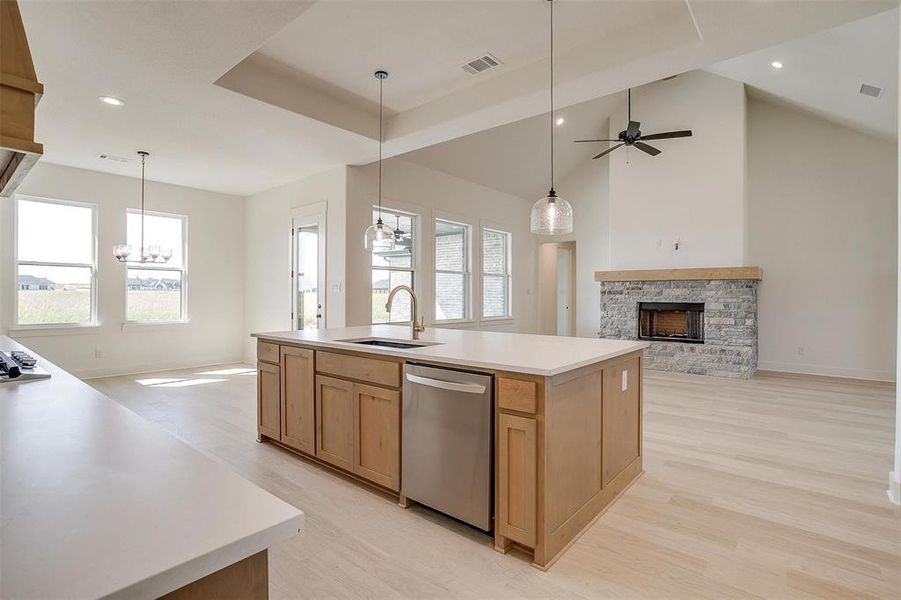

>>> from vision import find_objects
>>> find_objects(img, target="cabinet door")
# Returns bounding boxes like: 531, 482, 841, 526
603, 356, 641, 484
353, 383, 400, 491
315, 375, 355, 471
497, 412, 537, 547
281, 346, 315, 455
257, 361, 281, 440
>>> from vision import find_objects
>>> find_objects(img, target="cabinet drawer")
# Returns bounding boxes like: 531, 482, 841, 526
498, 377, 537, 414
316, 351, 400, 388
257, 340, 280, 365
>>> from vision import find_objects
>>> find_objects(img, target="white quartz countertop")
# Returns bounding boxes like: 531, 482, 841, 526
0, 336, 304, 600
253, 326, 647, 376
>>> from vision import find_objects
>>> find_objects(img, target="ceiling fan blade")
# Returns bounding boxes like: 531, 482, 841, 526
634, 142, 661, 156
592, 143, 624, 160
574, 139, 620, 143
626, 121, 640, 139
640, 130, 693, 141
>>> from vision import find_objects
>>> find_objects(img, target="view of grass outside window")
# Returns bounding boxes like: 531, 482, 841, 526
371, 209, 415, 323
16, 197, 96, 326
434, 219, 469, 321
126, 211, 186, 322
482, 228, 512, 318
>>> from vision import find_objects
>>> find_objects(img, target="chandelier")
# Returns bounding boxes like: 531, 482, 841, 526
113, 151, 172, 263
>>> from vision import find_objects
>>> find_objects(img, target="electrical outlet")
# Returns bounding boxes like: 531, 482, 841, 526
94, 348, 103, 359
621, 369, 628, 392
797, 346, 805, 356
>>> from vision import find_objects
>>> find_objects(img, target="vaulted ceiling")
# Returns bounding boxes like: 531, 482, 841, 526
20, 0, 898, 196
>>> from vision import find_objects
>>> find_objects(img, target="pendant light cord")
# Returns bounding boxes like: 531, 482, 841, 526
140, 152, 145, 259
549, 0, 554, 192
378, 75, 383, 221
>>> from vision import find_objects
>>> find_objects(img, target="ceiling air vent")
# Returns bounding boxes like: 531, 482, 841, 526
97, 153, 130, 163
859, 83, 884, 98
461, 53, 502, 75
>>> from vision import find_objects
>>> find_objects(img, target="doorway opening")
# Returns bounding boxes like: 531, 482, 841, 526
539, 241, 576, 336
291, 204, 326, 330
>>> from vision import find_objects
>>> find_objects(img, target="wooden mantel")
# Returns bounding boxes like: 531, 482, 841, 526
595, 266, 763, 282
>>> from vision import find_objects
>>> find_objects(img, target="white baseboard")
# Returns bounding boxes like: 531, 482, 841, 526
76, 355, 245, 380
757, 360, 895, 383
889, 471, 901, 506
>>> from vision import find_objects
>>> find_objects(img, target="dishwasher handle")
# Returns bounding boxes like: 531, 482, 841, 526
405, 372, 487, 394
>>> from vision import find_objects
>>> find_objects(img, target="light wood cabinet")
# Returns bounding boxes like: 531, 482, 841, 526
281, 346, 315, 455
315, 375, 355, 471
257, 361, 281, 440
603, 356, 641, 484
353, 383, 400, 491
497, 412, 537, 547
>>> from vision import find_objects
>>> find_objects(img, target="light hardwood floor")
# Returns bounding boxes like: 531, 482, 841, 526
90, 367, 900, 599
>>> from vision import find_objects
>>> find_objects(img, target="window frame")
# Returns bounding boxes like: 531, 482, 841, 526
480, 226, 513, 321
370, 206, 417, 325
124, 208, 188, 324
433, 217, 471, 323
13, 195, 99, 329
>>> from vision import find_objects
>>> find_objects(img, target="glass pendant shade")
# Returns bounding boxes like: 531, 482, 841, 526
363, 219, 395, 252
113, 243, 131, 262
530, 190, 573, 235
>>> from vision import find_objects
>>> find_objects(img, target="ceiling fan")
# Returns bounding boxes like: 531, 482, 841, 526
574, 88, 692, 160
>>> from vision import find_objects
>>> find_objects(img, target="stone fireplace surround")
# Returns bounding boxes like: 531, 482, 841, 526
596, 267, 762, 378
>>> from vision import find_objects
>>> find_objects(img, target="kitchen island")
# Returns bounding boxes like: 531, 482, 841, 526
253, 326, 646, 570
0, 336, 304, 599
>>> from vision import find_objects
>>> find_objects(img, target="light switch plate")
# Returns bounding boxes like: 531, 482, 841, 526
621, 370, 628, 392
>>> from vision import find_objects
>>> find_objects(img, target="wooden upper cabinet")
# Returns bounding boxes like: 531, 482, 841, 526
497, 412, 537, 548
602, 356, 641, 484
315, 375, 355, 472
281, 346, 315, 455
353, 383, 400, 491
257, 361, 281, 440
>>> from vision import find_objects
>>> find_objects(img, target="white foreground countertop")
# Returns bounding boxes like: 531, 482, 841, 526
254, 326, 647, 376
0, 336, 304, 600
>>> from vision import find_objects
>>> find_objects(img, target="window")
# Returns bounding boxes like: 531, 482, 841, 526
16, 197, 97, 326
481, 228, 512, 319
434, 218, 470, 321
126, 211, 186, 322
371, 209, 415, 323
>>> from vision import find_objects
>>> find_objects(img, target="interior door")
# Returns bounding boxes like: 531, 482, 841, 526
292, 205, 326, 330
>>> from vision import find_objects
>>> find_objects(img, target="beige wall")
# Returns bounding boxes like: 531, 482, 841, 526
608, 71, 747, 268
345, 158, 539, 333
747, 97, 897, 381
242, 166, 347, 361
0, 163, 245, 377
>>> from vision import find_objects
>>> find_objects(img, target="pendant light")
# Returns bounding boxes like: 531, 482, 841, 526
530, 0, 573, 235
113, 151, 172, 263
363, 70, 396, 252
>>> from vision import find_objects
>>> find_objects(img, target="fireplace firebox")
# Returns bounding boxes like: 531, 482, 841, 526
638, 302, 704, 344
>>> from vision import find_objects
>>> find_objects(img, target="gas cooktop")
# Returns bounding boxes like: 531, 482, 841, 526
0, 350, 50, 382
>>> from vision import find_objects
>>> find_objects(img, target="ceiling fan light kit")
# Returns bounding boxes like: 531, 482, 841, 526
531, 0, 573, 235
364, 70, 396, 253
574, 88, 693, 160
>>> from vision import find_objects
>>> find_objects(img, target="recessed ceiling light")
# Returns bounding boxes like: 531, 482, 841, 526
555, 116, 565, 126
770, 61, 783, 70
99, 96, 125, 107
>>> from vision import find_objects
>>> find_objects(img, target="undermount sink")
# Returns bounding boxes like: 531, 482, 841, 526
337, 337, 442, 350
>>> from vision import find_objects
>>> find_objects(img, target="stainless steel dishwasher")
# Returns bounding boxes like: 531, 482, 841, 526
402, 363, 493, 531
